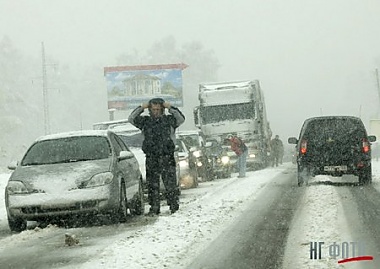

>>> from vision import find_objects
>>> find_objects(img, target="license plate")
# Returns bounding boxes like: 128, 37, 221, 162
324, 165, 348, 172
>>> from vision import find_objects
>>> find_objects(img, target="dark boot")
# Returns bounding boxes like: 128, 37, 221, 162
148, 205, 160, 216
166, 189, 179, 214
169, 202, 179, 214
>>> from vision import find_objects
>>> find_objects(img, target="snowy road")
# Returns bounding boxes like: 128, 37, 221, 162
187, 169, 301, 268
1, 162, 380, 268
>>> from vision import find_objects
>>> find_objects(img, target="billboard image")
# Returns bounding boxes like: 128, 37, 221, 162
104, 63, 188, 110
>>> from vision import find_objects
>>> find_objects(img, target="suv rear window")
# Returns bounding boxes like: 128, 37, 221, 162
303, 118, 366, 140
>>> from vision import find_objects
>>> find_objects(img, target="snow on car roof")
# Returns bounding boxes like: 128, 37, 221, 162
35, 130, 110, 142
199, 80, 257, 91
176, 130, 201, 136
92, 119, 130, 130
109, 123, 140, 133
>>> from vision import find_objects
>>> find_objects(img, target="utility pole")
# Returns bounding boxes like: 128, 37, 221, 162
41, 42, 50, 135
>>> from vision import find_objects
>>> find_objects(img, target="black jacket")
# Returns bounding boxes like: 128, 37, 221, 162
128, 106, 185, 156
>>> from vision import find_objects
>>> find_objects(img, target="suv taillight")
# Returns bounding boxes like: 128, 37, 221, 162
300, 140, 307, 155
362, 138, 370, 153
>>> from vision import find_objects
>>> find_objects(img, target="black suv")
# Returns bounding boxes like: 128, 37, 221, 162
288, 116, 376, 186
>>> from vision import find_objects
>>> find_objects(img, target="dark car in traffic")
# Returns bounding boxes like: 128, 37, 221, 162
204, 139, 232, 179
288, 116, 376, 186
176, 130, 217, 181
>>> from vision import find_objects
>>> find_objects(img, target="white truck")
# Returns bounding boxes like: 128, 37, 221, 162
193, 80, 272, 170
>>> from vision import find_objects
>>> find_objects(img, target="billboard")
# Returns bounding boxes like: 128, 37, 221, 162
104, 63, 188, 110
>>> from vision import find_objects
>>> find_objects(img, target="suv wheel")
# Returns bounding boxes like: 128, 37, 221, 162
359, 165, 372, 185
297, 173, 303, 186
297, 165, 311, 186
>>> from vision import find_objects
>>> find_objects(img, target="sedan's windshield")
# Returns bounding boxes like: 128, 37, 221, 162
21, 136, 111, 166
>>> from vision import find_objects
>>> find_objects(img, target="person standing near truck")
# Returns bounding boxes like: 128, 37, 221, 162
270, 134, 284, 167
225, 134, 248, 178
128, 98, 185, 215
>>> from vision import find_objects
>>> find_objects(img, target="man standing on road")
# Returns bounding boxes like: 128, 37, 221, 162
225, 134, 248, 178
128, 98, 185, 215
270, 135, 283, 167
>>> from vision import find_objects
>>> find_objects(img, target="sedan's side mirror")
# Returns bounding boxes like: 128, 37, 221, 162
118, 151, 135, 161
7, 161, 18, 170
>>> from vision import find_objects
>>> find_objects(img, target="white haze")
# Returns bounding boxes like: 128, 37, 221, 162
1, 0, 380, 160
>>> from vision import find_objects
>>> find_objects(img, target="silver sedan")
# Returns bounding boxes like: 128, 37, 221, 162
5, 130, 144, 232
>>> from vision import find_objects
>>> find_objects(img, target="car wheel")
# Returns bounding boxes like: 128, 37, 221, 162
8, 216, 27, 232
129, 177, 145, 216
191, 168, 199, 188
359, 165, 372, 185
112, 181, 128, 223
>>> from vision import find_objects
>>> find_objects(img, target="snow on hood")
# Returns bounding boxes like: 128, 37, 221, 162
9, 159, 111, 193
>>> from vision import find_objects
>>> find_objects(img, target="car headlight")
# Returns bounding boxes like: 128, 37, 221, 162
86, 172, 113, 188
179, 160, 189, 168
249, 153, 256, 158
193, 150, 202, 158
221, 156, 230, 164
6, 181, 29, 194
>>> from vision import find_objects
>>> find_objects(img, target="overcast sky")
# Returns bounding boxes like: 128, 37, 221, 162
1, 0, 380, 140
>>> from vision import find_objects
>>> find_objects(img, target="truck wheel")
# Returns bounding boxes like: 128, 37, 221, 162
224, 172, 232, 178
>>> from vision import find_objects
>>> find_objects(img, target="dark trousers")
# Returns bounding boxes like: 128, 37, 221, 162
145, 154, 179, 210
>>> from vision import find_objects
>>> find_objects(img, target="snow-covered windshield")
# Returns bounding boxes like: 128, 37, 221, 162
21, 136, 111, 166
303, 118, 366, 139
200, 102, 255, 124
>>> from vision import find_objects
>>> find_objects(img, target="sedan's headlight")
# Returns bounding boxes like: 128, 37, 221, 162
86, 172, 113, 188
221, 156, 230, 164
193, 150, 202, 158
6, 181, 29, 194
249, 153, 256, 158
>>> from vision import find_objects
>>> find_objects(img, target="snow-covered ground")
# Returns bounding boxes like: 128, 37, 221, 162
0, 161, 380, 268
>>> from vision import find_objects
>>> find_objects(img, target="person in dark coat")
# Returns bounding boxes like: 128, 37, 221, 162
128, 98, 185, 215
270, 135, 284, 167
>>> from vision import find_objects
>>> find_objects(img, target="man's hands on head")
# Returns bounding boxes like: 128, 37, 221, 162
141, 102, 170, 110
163, 102, 171, 109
